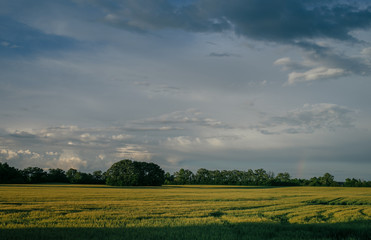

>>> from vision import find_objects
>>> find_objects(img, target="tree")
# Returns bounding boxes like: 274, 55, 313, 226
77, 172, 94, 184
320, 173, 338, 186
105, 159, 165, 186
173, 168, 194, 184
276, 172, 291, 182
22, 167, 47, 183
47, 168, 68, 183
134, 161, 165, 186
308, 177, 320, 186
164, 172, 174, 184
211, 170, 223, 185
66, 168, 96, 184
105, 160, 139, 186
0, 162, 24, 183
240, 169, 255, 185
92, 170, 105, 184
274, 172, 293, 186
230, 170, 243, 185
195, 168, 211, 184
254, 169, 270, 185
66, 168, 79, 183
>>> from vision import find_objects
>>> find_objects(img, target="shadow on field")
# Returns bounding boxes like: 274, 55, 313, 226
161, 185, 285, 190
1, 221, 370, 240
1, 184, 285, 190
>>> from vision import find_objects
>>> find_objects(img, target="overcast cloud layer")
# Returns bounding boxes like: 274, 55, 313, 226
1, 0, 371, 180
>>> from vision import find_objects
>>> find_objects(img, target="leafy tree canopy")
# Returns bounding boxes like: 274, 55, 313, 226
105, 159, 165, 186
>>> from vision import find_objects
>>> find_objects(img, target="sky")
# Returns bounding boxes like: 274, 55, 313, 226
1, 0, 371, 181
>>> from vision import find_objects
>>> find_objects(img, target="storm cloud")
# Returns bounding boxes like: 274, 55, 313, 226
91, 0, 371, 83
94, 0, 371, 43
1, 0, 371, 180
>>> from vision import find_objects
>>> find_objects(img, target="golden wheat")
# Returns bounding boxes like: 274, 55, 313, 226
0, 184, 370, 229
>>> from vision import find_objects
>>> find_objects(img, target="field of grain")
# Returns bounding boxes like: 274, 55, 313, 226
0, 184, 370, 239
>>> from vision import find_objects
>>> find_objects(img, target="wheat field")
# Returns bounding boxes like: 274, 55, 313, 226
0, 184, 370, 239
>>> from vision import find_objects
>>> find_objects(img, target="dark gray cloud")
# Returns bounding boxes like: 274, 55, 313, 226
93, 0, 371, 43
218, 0, 371, 42
89, 0, 371, 84
96, 0, 227, 33
8, 131, 38, 139
208, 52, 240, 57
0, 16, 79, 57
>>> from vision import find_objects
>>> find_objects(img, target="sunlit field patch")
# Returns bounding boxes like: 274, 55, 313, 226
0, 184, 370, 239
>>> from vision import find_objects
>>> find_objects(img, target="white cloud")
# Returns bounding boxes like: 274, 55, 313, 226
34, 125, 79, 139
142, 109, 230, 129
165, 136, 201, 150
1, 41, 10, 47
274, 57, 311, 71
287, 67, 347, 85
58, 125, 79, 131
0, 125, 141, 170
1, 41, 19, 48
17, 149, 32, 155
31, 152, 41, 159
276, 43, 371, 85
361, 47, 371, 56
205, 137, 224, 147
165, 155, 183, 165
46, 151, 59, 156
79, 133, 97, 141
163, 136, 227, 152
112, 134, 132, 140
48, 150, 87, 170
0, 148, 42, 160
115, 144, 152, 161
1, 149, 18, 160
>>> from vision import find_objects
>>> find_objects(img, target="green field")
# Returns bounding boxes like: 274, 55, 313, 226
0, 184, 370, 239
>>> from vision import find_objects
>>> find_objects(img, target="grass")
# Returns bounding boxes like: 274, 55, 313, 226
0, 184, 370, 239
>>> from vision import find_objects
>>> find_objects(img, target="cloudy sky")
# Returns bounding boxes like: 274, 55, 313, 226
1, 0, 371, 180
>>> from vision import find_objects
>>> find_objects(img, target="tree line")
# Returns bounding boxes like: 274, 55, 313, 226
166, 168, 371, 187
1, 161, 370, 187
0, 160, 165, 186
0, 162, 105, 184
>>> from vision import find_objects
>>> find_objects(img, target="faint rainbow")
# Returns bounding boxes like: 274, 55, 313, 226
296, 158, 306, 179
